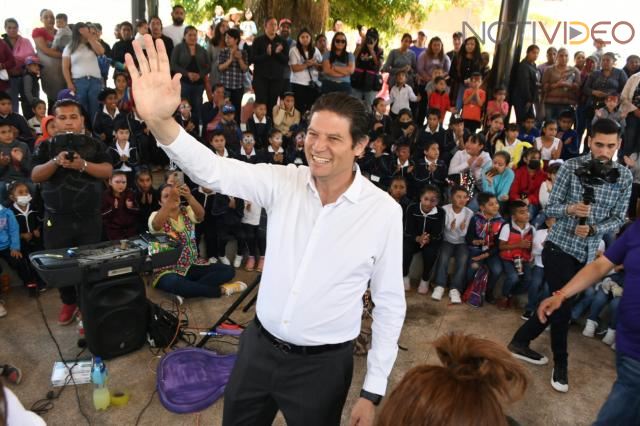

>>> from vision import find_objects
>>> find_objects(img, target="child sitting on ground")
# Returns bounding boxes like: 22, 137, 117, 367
482, 151, 514, 208
483, 113, 505, 156
0, 198, 32, 314
534, 163, 560, 228
535, 120, 562, 163
93, 88, 120, 145
0, 122, 31, 202
237, 131, 265, 164
272, 92, 300, 142
494, 123, 532, 169
174, 98, 200, 139
413, 140, 447, 200
107, 121, 139, 185
370, 97, 392, 138
214, 104, 243, 153
388, 176, 411, 214
288, 129, 307, 166
101, 171, 139, 241
6, 182, 43, 294
557, 110, 579, 160
432, 186, 472, 303
518, 114, 540, 145
134, 168, 159, 233
209, 129, 236, 158
403, 185, 445, 294
264, 129, 288, 166
465, 192, 505, 304
509, 148, 547, 220
497, 200, 534, 310
245, 102, 272, 150
484, 86, 509, 128
27, 100, 46, 138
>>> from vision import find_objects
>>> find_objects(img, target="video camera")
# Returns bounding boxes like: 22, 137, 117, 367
50, 132, 93, 160
574, 158, 620, 186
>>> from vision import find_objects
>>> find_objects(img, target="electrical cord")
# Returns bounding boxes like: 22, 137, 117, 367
134, 389, 157, 426
35, 296, 92, 425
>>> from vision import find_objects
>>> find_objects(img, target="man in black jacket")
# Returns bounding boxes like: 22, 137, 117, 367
510, 44, 540, 123
250, 17, 289, 115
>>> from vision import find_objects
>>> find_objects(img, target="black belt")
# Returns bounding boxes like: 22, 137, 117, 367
254, 317, 351, 355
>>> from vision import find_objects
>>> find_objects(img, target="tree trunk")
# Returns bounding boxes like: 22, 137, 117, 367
245, 0, 329, 37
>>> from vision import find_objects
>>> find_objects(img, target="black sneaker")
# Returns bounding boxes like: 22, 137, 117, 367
551, 365, 569, 392
508, 342, 549, 365
521, 310, 533, 321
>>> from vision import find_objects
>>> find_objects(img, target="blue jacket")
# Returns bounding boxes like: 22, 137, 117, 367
0, 206, 20, 251
482, 167, 515, 201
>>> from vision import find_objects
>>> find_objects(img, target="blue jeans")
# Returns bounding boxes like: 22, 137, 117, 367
589, 291, 621, 328
156, 263, 235, 298
594, 354, 640, 425
532, 210, 547, 229
351, 89, 378, 109
181, 82, 204, 127
322, 80, 352, 95
73, 77, 102, 128
434, 241, 469, 290
501, 259, 532, 298
466, 252, 503, 300
526, 265, 549, 312
9, 76, 21, 113
571, 286, 596, 320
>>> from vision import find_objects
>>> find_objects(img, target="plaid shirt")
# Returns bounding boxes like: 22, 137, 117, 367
545, 153, 632, 263
218, 48, 248, 90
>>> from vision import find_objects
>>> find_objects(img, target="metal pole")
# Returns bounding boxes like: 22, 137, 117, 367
486, 0, 530, 101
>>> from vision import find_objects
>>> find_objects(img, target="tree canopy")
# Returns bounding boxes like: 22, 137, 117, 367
176, 0, 466, 36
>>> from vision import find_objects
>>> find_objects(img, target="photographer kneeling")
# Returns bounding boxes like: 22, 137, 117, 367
507, 118, 632, 393
148, 184, 245, 298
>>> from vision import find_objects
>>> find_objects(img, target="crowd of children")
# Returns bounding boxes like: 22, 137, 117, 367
0, 15, 637, 365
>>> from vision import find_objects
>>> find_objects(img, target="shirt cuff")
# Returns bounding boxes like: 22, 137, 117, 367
362, 374, 388, 396
158, 126, 189, 159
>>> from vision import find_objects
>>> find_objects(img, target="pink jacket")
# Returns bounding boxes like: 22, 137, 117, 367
5, 36, 35, 75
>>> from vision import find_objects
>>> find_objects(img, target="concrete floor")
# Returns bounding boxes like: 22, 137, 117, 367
0, 270, 618, 426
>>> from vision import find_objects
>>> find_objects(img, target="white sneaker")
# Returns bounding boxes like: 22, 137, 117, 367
582, 319, 598, 338
449, 289, 462, 304
0, 300, 6, 318
233, 255, 243, 268
417, 280, 429, 294
208, 257, 218, 264
431, 286, 445, 301
403, 276, 411, 292
219, 256, 231, 265
602, 328, 616, 346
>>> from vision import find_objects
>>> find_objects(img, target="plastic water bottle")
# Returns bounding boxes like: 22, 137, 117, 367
92, 357, 110, 410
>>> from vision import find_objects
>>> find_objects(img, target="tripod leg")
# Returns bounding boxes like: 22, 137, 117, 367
196, 274, 261, 348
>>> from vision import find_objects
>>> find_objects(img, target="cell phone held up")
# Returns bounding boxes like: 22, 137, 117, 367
173, 171, 184, 187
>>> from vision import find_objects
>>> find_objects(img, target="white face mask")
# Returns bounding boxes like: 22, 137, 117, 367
17, 195, 32, 206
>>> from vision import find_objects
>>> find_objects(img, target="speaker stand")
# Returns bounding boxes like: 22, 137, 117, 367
196, 274, 261, 348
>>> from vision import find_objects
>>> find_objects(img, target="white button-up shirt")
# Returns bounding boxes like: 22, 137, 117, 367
161, 128, 406, 395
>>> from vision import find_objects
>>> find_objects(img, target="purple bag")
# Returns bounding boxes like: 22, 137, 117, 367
463, 265, 489, 308
157, 348, 237, 413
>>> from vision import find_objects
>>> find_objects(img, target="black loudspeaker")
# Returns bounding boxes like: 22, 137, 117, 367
79, 274, 148, 359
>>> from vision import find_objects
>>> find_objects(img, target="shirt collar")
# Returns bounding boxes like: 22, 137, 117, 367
12, 202, 30, 214
103, 105, 119, 118
268, 145, 284, 153
241, 146, 256, 157
511, 220, 532, 233
397, 158, 409, 167
253, 114, 267, 124
306, 163, 364, 204
425, 125, 440, 134
420, 204, 438, 216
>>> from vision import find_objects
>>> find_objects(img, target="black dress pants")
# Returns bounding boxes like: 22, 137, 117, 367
512, 242, 585, 366
223, 321, 354, 426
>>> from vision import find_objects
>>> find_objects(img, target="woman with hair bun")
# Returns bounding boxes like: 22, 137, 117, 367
378, 333, 528, 426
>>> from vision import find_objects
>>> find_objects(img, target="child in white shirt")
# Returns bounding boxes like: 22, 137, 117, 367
388, 71, 420, 117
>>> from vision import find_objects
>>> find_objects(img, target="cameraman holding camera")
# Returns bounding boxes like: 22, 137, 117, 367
31, 98, 113, 325
508, 118, 631, 393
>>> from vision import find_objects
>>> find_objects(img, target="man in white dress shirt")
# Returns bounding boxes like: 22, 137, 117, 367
125, 35, 406, 426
